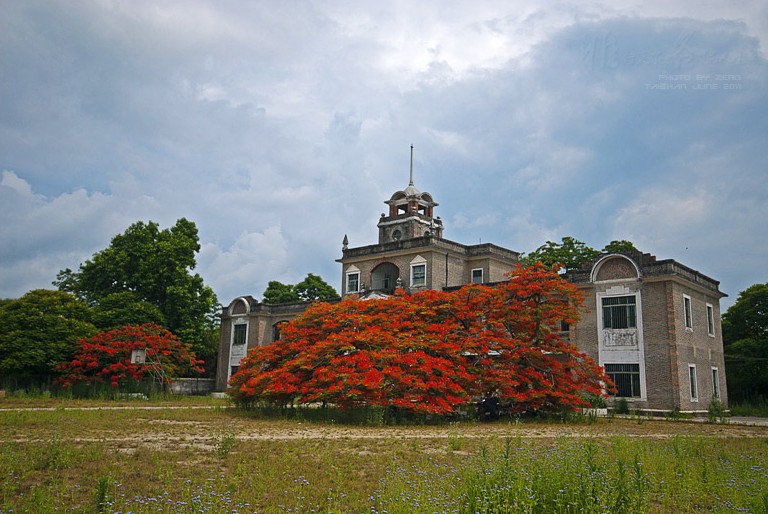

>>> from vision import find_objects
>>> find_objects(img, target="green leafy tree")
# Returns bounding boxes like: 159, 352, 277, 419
522, 237, 600, 271
54, 218, 219, 361
262, 281, 300, 304
524, 238, 640, 271
722, 283, 768, 401
295, 273, 340, 302
262, 274, 339, 304
0, 290, 97, 378
602, 240, 638, 254
91, 291, 166, 330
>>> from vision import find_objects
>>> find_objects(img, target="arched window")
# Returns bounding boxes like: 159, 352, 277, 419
273, 321, 288, 342
371, 262, 400, 293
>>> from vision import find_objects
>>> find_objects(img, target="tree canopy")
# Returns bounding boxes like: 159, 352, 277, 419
0, 290, 97, 378
54, 218, 219, 359
722, 283, 768, 401
230, 264, 610, 416
602, 240, 638, 254
522, 237, 600, 271
523, 237, 638, 271
262, 281, 301, 304
262, 273, 340, 304
91, 291, 167, 331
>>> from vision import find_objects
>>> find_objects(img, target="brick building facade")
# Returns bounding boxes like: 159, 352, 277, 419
217, 159, 728, 413
566, 253, 727, 413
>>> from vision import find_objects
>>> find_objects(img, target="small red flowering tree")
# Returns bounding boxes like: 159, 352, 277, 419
228, 264, 611, 415
55, 323, 204, 389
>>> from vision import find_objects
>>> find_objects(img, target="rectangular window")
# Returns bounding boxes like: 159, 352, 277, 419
471, 268, 484, 284
605, 363, 641, 397
411, 264, 426, 287
706, 303, 715, 337
233, 324, 247, 345
684, 295, 693, 329
346, 272, 360, 293
602, 296, 637, 329
381, 273, 391, 291
689, 364, 698, 402
230, 366, 239, 377
712, 367, 720, 399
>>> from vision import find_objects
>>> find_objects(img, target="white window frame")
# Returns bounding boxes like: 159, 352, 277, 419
411, 264, 426, 287
410, 255, 427, 288
346, 272, 360, 293
228, 320, 249, 383
471, 268, 484, 284
596, 288, 647, 401
683, 294, 693, 330
689, 364, 698, 402
345, 265, 360, 294
706, 303, 715, 337
712, 367, 720, 399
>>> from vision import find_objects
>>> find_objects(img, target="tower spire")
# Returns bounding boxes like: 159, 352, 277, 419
409, 144, 414, 186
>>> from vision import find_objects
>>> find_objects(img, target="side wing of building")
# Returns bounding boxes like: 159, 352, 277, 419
568, 252, 728, 413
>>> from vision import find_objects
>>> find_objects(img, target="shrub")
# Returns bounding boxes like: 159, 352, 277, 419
615, 398, 630, 414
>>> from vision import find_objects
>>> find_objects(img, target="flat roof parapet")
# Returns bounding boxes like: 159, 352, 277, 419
339, 236, 520, 261
565, 252, 722, 295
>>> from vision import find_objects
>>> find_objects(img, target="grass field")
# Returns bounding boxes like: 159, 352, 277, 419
2, 397, 768, 513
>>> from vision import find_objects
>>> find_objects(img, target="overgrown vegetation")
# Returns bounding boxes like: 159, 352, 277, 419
729, 397, 768, 418
722, 282, 768, 403
1, 403, 767, 513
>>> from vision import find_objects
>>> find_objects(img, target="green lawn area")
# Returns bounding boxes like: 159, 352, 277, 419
2, 399, 768, 513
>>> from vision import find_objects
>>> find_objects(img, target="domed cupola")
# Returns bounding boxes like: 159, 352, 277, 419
378, 146, 443, 243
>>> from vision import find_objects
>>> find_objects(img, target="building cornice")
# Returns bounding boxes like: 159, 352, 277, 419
337, 236, 520, 263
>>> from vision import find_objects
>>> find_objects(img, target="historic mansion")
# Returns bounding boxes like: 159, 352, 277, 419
217, 155, 728, 414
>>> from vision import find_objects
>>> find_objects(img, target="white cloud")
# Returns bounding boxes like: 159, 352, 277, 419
1, 170, 37, 197
614, 188, 713, 246
0, 1, 765, 311
199, 226, 291, 303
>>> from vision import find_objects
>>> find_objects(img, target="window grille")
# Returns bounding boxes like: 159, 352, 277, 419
602, 296, 637, 329
605, 363, 641, 397
233, 324, 247, 345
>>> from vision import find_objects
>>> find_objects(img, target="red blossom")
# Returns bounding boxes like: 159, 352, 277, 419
55, 323, 203, 389
228, 264, 612, 415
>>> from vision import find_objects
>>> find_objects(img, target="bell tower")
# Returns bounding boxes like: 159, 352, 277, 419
377, 145, 443, 244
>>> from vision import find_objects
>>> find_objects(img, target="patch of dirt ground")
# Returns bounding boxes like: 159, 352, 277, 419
3, 405, 768, 452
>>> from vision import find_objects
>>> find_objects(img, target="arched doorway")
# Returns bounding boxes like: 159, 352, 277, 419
371, 262, 400, 293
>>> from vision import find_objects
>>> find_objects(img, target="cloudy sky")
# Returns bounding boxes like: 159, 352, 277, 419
1, 1, 766, 310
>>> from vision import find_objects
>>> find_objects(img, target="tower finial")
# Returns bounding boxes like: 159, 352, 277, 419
409, 144, 414, 186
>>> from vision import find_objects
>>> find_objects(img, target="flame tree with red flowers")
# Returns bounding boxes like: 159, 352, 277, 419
229, 264, 611, 416
55, 323, 204, 389
446, 263, 611, 413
